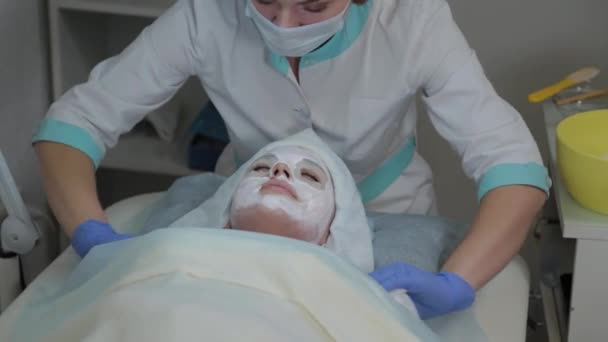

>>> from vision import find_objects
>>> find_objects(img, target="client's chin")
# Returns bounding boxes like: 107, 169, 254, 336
228, 205, 329, 245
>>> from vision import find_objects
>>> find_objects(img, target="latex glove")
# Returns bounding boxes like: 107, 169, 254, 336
369, 262, 475, 320
71, 219, 134, 257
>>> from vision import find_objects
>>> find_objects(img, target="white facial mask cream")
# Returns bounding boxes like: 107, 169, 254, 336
230, 146, 335, 243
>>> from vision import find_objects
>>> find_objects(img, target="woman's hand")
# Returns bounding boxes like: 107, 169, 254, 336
71, 219, 134, 257
369, 262, 475, 320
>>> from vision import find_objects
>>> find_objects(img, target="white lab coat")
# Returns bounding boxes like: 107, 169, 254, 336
34, 0, 550, 214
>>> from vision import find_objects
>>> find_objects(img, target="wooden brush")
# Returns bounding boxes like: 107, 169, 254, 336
555, 88, 608, 106
528, 67, 600, 103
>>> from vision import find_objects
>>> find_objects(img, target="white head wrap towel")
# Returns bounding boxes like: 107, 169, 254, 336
171, 129, 374, 272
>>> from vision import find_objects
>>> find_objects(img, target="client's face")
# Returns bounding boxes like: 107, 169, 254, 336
229, 146, 335, 245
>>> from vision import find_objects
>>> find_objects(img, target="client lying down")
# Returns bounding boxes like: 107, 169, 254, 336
0, 129, 440, 342
222, 140, 417, 313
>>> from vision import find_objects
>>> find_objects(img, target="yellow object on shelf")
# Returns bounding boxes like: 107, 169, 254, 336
557, 109, 608, 215
528, 67, 600, 103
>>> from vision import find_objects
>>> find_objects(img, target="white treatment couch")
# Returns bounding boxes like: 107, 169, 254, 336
1, 193, 531, 341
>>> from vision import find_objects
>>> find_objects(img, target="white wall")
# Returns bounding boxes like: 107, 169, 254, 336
0, 0, 56, 283
0, 0, 49, 209
418, 0, 608, 222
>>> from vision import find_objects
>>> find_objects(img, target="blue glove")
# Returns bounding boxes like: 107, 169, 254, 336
71, 219, 134, 257
369, 262, 475, 320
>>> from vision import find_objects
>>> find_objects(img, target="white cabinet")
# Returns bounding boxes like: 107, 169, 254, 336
48, 0, 208, 176
542, 101, 608, 342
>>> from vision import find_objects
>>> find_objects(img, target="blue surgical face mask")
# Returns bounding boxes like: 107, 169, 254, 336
245, 0, 350, 57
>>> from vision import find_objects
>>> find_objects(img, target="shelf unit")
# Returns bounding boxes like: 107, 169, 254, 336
51, 0, 174, 18
542, 101, 608, 341
48, 0, 207, 177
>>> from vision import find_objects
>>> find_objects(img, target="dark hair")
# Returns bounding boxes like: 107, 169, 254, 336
352, 0, 368, 4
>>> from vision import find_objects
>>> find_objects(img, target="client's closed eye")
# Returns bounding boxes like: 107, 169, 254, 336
253, 164, 270, 173
301, 170, 320, 183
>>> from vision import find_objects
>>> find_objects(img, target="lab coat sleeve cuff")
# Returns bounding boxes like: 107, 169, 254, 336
32, 118, 104, 168
477, 163, 551, 201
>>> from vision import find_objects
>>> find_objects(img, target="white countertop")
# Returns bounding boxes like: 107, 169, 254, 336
543, 101, 608, 240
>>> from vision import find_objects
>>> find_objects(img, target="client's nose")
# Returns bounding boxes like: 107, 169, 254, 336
272, 163, 291, 179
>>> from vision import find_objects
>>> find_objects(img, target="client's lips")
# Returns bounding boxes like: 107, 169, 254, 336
261, 179, 298, 199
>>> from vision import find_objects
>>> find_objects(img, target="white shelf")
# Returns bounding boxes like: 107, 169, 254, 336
102, 128, 198, 176
53, 0, 175, 18
49, 0, 210, 177
543, 101, 608, 240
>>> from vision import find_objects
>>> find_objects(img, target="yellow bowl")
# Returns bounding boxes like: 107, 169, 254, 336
556, 109, 608, 215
